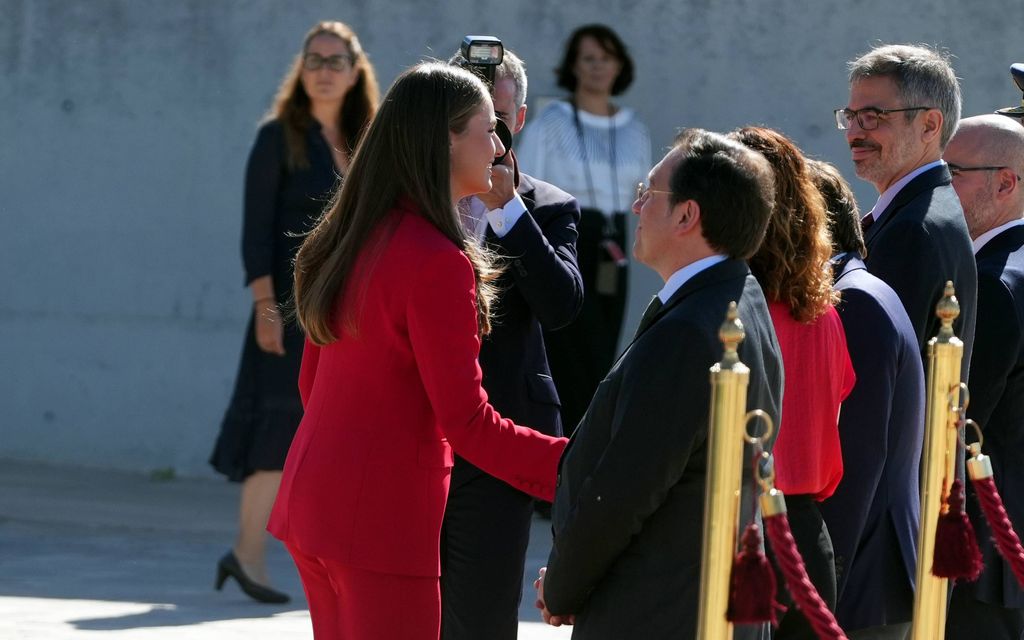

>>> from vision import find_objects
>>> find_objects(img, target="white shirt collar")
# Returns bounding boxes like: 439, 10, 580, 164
657, 254, 728, 303
973, 218, 1024, 254
865, 159, 946, 223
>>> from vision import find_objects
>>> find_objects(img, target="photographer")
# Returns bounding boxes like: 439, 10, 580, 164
443, 42, 583, 640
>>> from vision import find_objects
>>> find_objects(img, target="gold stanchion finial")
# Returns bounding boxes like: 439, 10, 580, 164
718, 301, 745, 367
936, 281, 960, 343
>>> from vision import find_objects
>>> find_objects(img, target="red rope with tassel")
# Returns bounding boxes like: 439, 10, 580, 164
727, 452, 784, 625
764, 509, 848, 640
932, 478, 983, 580
967, 437, 1024, 586
727, 522, 781, 624
972, 475, 1024, 584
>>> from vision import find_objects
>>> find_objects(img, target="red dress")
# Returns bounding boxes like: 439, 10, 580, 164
268, 200, 566, 580
769, 302, 856, 501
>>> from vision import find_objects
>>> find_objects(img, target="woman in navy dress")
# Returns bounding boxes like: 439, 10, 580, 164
209, 20, 379, 603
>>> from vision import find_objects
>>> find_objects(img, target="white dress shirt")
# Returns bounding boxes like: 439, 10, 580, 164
460, 194, 527, 243
973, 219, 1024, 254
657, 254, 728, 304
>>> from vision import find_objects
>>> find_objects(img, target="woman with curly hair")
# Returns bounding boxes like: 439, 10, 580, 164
210, 20, 379, 604
730, 126, 856, 640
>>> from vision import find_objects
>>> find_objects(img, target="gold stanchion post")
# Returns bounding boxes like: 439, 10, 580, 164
911, 282, 964, 639
697, 302, 750, 640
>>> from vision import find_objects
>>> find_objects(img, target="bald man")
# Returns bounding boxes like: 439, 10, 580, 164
944, 115, 1024, 639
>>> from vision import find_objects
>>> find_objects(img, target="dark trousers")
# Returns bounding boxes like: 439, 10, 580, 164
947, 581, 1024, 640
440, 470, 535, 640
770, 495, 837, 640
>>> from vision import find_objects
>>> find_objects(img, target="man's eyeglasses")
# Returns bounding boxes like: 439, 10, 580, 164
947, 163, 1022, 180
833, 106, 932, 131
636, 182, 672, 203
303, 53, 355, 72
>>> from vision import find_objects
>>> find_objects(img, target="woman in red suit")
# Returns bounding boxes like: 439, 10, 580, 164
730, 127, 856, 640
267, 63, 568, 639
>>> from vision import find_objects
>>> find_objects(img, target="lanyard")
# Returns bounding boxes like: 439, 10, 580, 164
571, 100, 620, 218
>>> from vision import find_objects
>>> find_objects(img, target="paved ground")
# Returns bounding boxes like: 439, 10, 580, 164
0, 459, 571, 639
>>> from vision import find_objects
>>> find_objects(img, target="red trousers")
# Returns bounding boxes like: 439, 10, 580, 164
287, 543, 441, 640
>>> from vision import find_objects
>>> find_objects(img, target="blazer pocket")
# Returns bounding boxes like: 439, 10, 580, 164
418, 439, 454, 468
526, 373, 561, 407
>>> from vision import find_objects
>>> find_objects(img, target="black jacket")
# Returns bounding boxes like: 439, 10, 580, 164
544, 259, 783, 639
863, 164, 977, 377
962, 225, 1024, 609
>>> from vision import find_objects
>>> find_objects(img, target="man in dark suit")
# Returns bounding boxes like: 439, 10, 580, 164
838, 44, 977, 374
534, 129, 783, 639
943, 115, 1024, 639
811, 160, 925, 640
439, 49, 584, 640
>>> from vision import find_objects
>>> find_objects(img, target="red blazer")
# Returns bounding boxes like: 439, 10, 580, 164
268, 200, 566, 578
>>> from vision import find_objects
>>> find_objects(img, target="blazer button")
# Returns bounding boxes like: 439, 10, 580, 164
556, 473, 561, 487
514, 259, 527, 276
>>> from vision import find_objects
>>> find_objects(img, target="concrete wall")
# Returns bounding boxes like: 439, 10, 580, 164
1, 0, 1017, 475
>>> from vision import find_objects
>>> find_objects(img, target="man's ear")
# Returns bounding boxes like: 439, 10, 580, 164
920, 109, 943, 145
514, 105, 527, 135
673, 199, 701, 235
996, 167, 1019, 201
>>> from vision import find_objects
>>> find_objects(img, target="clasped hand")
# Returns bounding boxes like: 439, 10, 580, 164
533, 567, 576, 627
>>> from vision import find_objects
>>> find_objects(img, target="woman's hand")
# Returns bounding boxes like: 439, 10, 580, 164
254, 300, 286, 355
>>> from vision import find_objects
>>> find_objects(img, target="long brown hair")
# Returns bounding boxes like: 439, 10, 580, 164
271, 21, 380, 170
729, 127, 837, 323
294, 63, 500, 345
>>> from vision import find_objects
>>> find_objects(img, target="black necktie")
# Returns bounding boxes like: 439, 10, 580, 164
860, 214, 875, 236
635, 295, 664, 338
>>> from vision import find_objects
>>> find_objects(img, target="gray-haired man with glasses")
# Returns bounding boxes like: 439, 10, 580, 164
836, 43, 977, 365
828, 43, 977, 639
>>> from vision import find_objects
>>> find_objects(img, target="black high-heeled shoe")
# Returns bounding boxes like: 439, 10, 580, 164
215, 551, 291, 604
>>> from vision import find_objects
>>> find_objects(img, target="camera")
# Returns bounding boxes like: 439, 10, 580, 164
459, 35, 513, 162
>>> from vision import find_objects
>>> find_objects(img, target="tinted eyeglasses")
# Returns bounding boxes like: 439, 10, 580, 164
303, 53, 355, 72
833, 106, 932, 131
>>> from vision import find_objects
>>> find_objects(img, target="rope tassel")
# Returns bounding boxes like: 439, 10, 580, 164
932, 478, 983, 581
726, 523, 782, 624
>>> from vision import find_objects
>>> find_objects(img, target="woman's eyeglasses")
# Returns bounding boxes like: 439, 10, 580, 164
303, 53, 355, 72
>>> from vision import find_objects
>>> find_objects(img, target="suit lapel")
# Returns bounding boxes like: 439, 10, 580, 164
517, 174, 536, 209
865, 165, 952, 246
